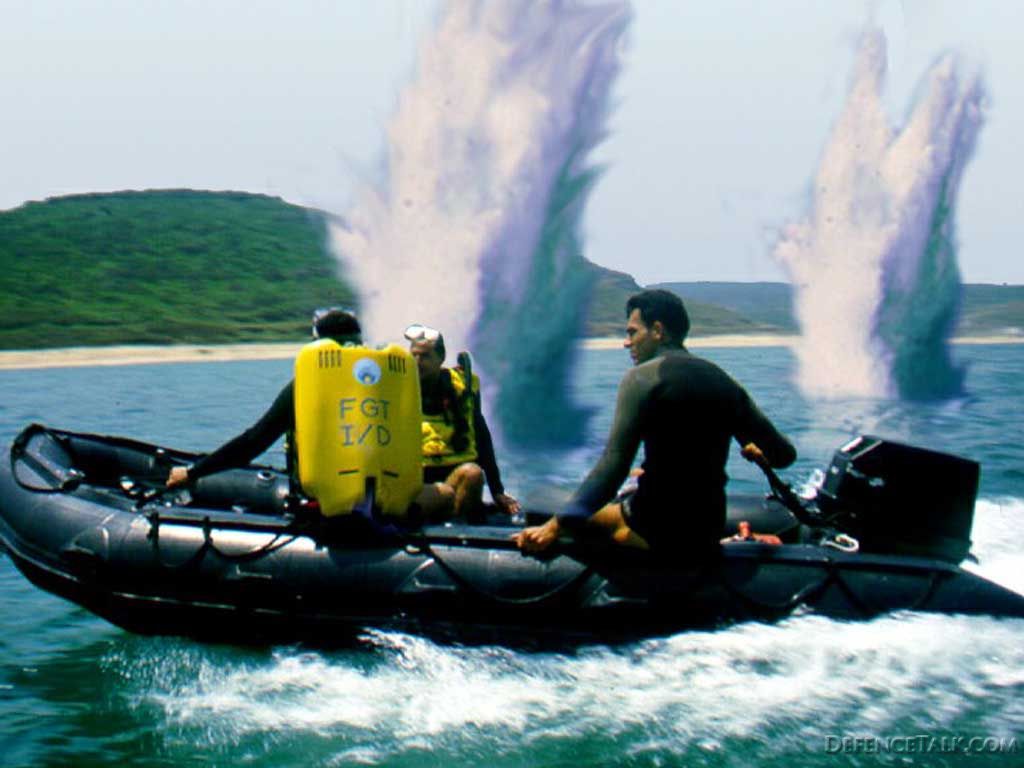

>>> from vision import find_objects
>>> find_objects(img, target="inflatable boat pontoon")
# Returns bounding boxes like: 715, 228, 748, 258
2, 424, 1022, 645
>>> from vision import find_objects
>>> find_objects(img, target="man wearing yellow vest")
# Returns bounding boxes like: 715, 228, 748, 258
405, 324, 520, 521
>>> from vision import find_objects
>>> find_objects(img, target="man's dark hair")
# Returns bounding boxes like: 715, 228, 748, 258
312, 308, 362, 343
626, 289, 690, 343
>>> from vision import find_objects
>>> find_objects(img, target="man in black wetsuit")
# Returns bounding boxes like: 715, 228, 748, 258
405, 324, 519, 521
165, 308, 362, 489
513, 289, 796, 556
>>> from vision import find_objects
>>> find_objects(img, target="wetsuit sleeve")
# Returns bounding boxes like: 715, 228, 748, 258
472, 394, 505, 498
561, 365, 649, 524
733, 387, 797, 468
188, 381, 295, 481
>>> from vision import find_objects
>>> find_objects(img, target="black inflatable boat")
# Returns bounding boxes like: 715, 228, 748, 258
1, 424, 1022, 645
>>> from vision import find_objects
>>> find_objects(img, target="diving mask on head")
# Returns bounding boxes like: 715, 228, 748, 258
404, 324, 442, 343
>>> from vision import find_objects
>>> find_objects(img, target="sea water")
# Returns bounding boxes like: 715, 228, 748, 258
0, 344, 1021, 767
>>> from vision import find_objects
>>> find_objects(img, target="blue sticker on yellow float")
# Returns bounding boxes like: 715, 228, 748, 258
353, 358, 382, 386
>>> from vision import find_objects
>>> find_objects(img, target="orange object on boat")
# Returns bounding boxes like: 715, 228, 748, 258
721, 520, 782, 546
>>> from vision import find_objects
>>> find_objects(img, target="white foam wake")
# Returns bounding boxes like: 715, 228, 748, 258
965, 497, 1024, 595
128, 611, 1023, 763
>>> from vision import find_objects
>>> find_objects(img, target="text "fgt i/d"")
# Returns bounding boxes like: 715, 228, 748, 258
338, 397, 392, 446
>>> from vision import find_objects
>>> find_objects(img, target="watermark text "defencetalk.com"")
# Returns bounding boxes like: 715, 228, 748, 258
824, 735, 1019, 756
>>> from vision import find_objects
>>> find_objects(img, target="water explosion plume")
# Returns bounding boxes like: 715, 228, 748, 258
775, 29, 984, 400
330, 0, 631, 445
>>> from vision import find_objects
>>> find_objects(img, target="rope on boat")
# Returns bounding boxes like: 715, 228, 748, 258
411, 537, 597, 607
719, 553, 947, 617
145, 508, 308, 567
720, 568, 838, 615
143, 506, 593, 605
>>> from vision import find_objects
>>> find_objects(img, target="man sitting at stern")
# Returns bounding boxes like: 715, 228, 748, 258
514, 289, 796, 556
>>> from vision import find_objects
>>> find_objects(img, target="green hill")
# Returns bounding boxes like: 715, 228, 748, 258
1, 190, 1020, 349
0, 190, 354, 348
651, 281, 797, 332
955, 284, 1024, 336
584, 267, 774, 337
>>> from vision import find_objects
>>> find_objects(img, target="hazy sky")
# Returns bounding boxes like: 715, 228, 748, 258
2, 0, 1020, 284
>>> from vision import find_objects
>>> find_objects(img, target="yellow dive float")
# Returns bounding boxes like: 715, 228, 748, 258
292, 339, 423, 518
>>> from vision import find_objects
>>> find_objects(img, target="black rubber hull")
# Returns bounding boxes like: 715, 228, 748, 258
2, 428, 1023, 645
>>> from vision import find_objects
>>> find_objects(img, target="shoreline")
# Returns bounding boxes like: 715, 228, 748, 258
583, 334, 1024, 350
0, 343, 304, 371
0, 334, 1021, 371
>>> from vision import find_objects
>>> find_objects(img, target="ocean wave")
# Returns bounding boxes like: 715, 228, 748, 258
115, 609, 1023, 764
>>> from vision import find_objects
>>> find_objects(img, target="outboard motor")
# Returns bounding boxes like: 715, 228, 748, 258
816, 436, 979, 563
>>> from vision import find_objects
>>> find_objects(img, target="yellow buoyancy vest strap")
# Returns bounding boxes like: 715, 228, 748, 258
293, 340, 423, 518
421, 367, 479, 467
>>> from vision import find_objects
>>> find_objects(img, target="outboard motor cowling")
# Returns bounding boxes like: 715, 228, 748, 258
817, 435, 979, 563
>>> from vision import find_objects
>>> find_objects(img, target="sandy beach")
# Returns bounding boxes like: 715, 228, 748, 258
0, 343, 304, 371
0, 334, 1021, 371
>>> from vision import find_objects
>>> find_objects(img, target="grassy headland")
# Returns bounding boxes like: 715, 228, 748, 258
0, 190, 354, 348
1, 190, 1020, 350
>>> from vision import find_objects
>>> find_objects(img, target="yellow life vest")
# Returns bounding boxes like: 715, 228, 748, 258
293, 339, 423, 518
421, 367, 479, 468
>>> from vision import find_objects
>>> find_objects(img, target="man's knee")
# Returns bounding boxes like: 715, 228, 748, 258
449, 462, 484, 489
591, 502, 649, 549
463, 463, 484, 487
591, 502, 626, 529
